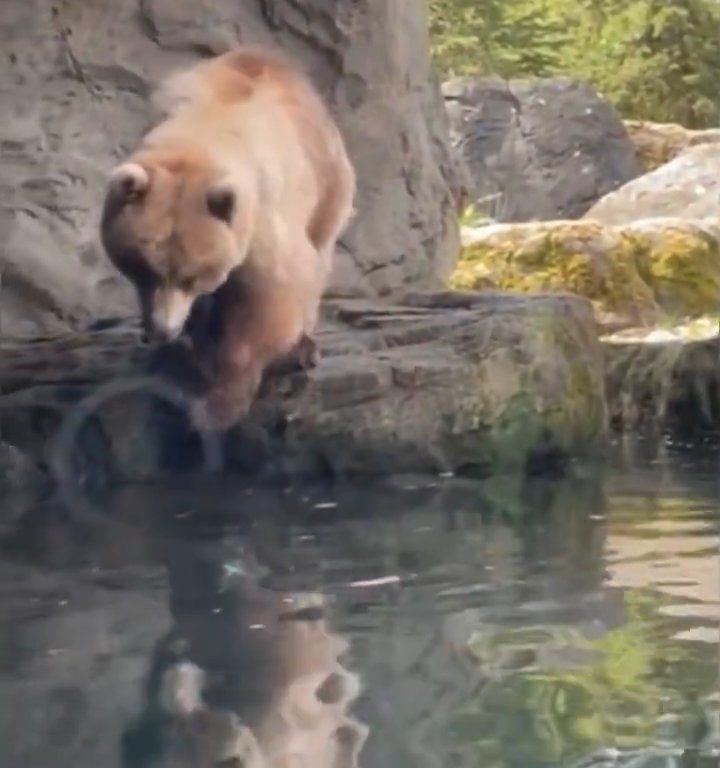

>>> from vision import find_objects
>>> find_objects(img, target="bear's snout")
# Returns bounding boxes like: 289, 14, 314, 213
151, 287, 195, 342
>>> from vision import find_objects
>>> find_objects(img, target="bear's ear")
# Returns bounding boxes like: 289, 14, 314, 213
206, 184, 236, 224
108, 162, 150, 202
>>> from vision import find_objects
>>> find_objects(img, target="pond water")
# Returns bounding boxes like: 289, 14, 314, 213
0, 438, 718, 768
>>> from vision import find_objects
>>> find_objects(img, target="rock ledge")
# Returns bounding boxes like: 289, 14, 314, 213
0, 294, 607, 489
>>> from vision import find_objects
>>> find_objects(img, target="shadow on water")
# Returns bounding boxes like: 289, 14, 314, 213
0, 436, 718, 768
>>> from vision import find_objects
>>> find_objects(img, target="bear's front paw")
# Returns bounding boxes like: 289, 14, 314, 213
188, 397, 234, 433
187, 397, 217, 433
188, 387, 255, 434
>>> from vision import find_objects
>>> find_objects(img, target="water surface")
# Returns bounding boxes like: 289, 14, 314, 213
1, 439, 718, 768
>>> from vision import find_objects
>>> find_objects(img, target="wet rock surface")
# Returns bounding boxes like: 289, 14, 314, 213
604, 331, 720, 435
0, 294, 606, 489
0, 556, 168, 768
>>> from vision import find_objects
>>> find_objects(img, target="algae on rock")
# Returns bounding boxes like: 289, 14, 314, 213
451, 220, 657, 323
625, 218, 720, 317
431, 295, 607, 472
451, 218, 720, 325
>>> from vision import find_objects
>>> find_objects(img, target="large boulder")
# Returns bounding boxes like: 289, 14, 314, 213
0, 0, 461, 338
0, 294, 607, 485
586, 143, 720, 225
452, 218, 720, 326
442, 76, 640, 222
624, 119, 720, 173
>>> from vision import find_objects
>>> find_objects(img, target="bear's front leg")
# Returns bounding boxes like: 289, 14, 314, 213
189, 346, 264, 433
264, 333, 320, 378
187, 269, 310, 433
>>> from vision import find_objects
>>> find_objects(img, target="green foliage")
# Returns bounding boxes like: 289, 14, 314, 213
428, 0, 720, 127
428, 0, 567, 78
451, 589, 715, 766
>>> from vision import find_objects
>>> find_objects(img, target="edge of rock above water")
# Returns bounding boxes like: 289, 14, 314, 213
0, 294, 607, 492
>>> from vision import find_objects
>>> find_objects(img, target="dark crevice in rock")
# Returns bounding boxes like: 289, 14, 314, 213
136, 0, 160, 45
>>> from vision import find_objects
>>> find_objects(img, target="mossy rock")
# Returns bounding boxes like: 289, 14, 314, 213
451, 220, 658, 323
442, 296, 607, 472
451, 218, 720, 323
625, 218, 720, 317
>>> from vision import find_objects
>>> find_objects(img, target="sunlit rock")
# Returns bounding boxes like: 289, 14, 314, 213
585, 143, 720, 225
451, 218, 720, 325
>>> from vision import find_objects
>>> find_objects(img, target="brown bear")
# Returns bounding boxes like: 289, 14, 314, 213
100, 45, 356, 430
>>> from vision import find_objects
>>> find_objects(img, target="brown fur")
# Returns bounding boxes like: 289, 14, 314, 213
156, 593, 366, 768
100, 45, 356, 430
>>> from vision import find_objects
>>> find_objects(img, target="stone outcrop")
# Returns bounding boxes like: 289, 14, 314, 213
0, 294, 607, 489
442, 76, 640, 222
0, 0, 461, 338
624, 119, 720, 173
452, 218, 720, 327
585, 143, 720, 225
603, 323, 720, 434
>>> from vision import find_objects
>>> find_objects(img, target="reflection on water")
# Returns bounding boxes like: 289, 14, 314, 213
0, 439, 718, 768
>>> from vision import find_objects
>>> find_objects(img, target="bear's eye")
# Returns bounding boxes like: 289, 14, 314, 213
206, 186, 235, 224
178, 276, 196, 292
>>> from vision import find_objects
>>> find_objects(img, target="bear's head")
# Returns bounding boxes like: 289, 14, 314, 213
100, 152, 252, 342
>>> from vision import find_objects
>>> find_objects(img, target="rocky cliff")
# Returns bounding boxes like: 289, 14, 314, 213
1, 0, 462, 337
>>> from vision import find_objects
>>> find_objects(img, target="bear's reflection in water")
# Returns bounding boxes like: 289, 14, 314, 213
122, 530, 367, 768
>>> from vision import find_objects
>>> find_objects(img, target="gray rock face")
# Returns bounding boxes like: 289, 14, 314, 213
585, 143, 720, 225
0, 0, 460, 338
443, 76, 640, 222
0, 294, 606, 486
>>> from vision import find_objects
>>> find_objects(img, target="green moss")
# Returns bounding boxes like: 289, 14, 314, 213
487, 391, 544, 468
634, 225, 720, 315
451, 222, 657, 319
539, 326, 606, 450
451, 219, 720, 323
484, 369, 604, 466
